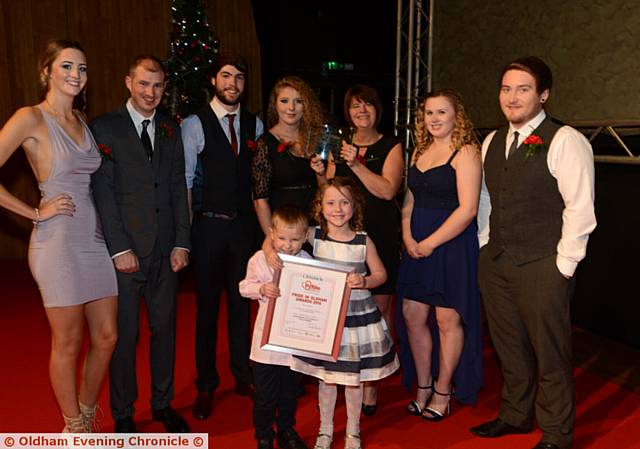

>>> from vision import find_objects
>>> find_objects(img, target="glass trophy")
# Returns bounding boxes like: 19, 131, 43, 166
315, 124, 355, 165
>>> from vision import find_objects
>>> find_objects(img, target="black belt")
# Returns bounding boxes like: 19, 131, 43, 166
275, 184, 313, 191
200, 211, 238, 220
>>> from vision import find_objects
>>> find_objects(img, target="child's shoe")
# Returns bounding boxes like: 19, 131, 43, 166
277, 428, 308, 449
257, 438, 273, 449
344, 434, 361, 449
313, 433, 332, 449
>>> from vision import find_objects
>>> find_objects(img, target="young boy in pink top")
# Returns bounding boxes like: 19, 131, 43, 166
239, 205, 310, 449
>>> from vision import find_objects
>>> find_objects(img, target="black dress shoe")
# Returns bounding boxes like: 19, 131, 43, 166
276, 428, 308, 449
361, 402, 378, 416
114, 417, 137, 433
235, 381, 255, 399
152, 406, 190, 433
192, 391, 214, 420
532, 443, 561, 449
470, 418, 532, 438
257, 439, 273, 449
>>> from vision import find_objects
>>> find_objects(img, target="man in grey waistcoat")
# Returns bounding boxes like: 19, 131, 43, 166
470, 57, 596, 449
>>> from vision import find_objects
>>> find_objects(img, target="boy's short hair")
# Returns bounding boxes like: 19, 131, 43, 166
272, 205, 309, 230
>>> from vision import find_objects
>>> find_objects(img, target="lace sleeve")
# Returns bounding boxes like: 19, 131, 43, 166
251, 136, 272, 199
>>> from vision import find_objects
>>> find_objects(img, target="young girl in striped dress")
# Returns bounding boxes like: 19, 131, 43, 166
291, 177, 399, 449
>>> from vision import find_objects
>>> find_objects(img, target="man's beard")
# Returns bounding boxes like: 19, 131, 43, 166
215, 86, 242, 106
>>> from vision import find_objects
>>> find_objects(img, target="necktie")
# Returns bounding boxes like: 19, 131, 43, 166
227, 114, 238, 157
141, 119, 153, 162
507, 130, 519, 159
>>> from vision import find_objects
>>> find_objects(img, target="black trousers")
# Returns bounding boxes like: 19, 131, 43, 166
253, 362, 303, 440
479, 250, 575, 448
192, 213, 257, 392
110, 243, 178, 420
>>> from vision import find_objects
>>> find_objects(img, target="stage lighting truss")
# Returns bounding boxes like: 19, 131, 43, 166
573, 120, 640, 165
394, 0, 434, 181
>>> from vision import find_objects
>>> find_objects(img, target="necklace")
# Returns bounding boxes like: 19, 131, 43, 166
45, 98, 76, 121
45, 98, 62, 117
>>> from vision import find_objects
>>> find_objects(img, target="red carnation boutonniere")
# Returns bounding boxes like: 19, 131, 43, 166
277, 141, 293, 156
246, 139, 257, 151
158, 122, 174, 139
97, 143, 113, 161
523, 130, 546, 160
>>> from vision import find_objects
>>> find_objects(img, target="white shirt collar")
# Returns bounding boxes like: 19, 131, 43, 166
126, 99, 156, 129
210, 96, 240, 120
509, 109, 546, 140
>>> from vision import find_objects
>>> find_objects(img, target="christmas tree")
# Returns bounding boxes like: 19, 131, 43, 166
165, 0, 219, 122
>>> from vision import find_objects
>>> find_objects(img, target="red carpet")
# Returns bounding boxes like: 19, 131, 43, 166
1, 261, 639, 448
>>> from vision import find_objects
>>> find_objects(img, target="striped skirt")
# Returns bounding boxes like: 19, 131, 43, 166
291, 292, 400, 386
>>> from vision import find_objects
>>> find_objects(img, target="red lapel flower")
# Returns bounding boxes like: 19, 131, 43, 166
158, 122, 174, 139
277, 141, 292, 154
246, 139, 257, 151
523, 130, 546, 160
98, 143, 113, 161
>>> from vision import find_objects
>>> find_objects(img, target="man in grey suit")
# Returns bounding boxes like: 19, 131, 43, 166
91, 55, 191, 433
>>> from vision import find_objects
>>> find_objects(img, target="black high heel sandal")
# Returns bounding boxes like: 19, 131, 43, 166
406, 384, 433, 416
422, 388, 453, 421
361, 402, 378, 416
361, 384, 378, 416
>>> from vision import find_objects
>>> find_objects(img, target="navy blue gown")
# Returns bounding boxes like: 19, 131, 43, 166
396, 151, 483, 405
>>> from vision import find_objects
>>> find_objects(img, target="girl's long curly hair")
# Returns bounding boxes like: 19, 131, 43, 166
266, 75, 325, 157
413, 88, 479, 162
312, 177, 365, 235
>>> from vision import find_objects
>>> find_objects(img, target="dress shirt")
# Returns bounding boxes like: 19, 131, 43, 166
477, 109, 596, 277
239, 249, 312, 366
126, 99, 155, 150
181, 96, 264, 189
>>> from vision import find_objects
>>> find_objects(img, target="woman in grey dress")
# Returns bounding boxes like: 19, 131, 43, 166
0, 39, 117, 432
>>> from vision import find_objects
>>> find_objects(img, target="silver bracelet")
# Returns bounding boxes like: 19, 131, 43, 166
33, 207, 40, 228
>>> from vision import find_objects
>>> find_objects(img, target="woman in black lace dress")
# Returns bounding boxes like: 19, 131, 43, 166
251, 76, 325, 234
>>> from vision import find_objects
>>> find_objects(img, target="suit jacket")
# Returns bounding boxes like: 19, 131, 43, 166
90, 104, 191, 259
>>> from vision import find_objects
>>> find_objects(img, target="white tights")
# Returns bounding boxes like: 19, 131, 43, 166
317, 381, 363, 438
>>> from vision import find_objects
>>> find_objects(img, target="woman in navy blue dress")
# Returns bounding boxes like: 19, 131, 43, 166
396, 89, 483, 420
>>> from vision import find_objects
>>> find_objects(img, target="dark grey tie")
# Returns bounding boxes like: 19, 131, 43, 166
141, 119, 153, 162
507, 131, 519, 158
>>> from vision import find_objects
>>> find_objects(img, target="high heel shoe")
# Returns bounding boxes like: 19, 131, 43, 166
361, 384, 378, 416
313, 433, 333, 449
422, 388, 453, 421
79, 401, 102, 432
62, 413, 86, 433
344, 434, 362, 449
361, 402, 377, 416
406, 384, 432, 416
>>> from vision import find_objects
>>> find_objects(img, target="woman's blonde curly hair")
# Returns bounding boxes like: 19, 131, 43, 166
312, 177, 365, 235
413, 88, 479, 162
267, 75, 326, 158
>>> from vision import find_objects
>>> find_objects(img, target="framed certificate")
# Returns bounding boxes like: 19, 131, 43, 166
261, 253, 352, 361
